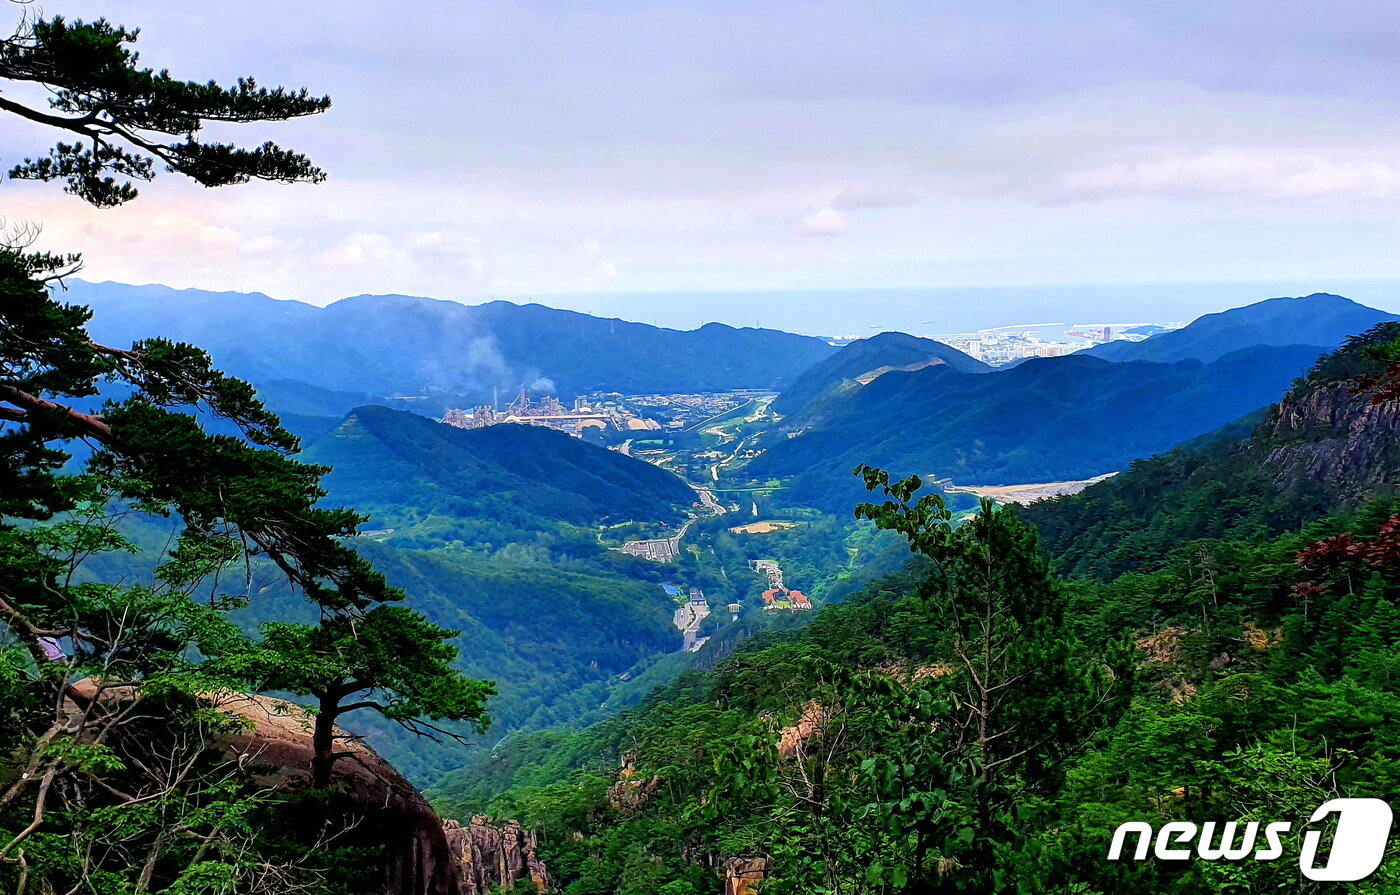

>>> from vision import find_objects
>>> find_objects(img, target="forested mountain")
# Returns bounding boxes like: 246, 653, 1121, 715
432, 323, 1400, 895
302, 406, 695, 529
1087, 292, 1396, 364
772, 331, 989, 420
1024, 322, 1400, 578
753, 343, 1326, 495
71, 281, 837, 414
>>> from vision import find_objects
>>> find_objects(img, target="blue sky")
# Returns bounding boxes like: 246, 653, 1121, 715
4, 0, 1400, 331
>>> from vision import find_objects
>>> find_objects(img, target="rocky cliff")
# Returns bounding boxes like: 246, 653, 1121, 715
443, 817, 550, 894
219, 693, 464, 895
218, 694, 550, 895
1255, 378, 1400, 504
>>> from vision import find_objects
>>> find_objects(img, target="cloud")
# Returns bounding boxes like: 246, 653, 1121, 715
800, 207, 848, 236
318, 230, 487, 282
1033, 148, 1400, 204
831, 185, 918, 210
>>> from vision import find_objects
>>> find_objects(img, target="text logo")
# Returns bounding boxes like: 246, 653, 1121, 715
1108, 798, 1393, 882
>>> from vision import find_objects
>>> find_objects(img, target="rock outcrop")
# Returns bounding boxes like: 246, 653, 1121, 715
1256, 379, 1400, 503
607, 749, 661, 813
443, 816, 550, 894
724, 856, 771, 895
218, 693, 463, 895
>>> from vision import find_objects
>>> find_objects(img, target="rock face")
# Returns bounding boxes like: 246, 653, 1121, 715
443, 816, 550, 895
217, 693, 463, 895
1256, 379, 1400, 503
724, 856, 771, 895
607, 749, 661, 813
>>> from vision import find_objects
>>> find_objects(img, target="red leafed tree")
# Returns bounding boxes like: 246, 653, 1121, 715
1354, 339, 1400, 405
1296, 515, 1400, 583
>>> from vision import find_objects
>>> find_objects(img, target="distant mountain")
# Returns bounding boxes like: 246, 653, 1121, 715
1025, 321, 1400, 578
301, 406, 695, 528
1087, 293, 1396, 364
750, 343, 1330, 505
772, 331, 989, 421
70, 281, 837, 415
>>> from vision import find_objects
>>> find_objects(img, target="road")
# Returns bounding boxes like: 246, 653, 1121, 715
683, 397, 755, 433
693, 485, 725, 515
673, 601, 712, 651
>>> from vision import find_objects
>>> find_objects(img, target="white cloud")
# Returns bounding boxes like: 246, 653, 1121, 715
800, 207, 848, 236
319, 230, 487, 284
831, 184, 918, 210
1034, 148, 1400, 204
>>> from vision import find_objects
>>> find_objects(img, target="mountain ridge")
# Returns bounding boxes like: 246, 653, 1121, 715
1024, 321, 1400, 578
751, 343, 1330, 509
772, 330, 989, 421
301, 405, 696, 528
70, 281, 838, 415
1087, 292, 1397, 364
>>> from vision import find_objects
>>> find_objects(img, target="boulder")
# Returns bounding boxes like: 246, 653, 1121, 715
218, 693, 462, 895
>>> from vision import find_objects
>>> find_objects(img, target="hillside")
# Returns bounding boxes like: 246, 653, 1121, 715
341, 540, 685, 781
429, 475, 1400, 893
771, 331, 988, 420
1087, 292, 1396, 364
1024, 321, 1400, 578
275, 407, 712, 780
71, 281, 837, 414
751, 343, 1327, 498
301, 406, 695, 529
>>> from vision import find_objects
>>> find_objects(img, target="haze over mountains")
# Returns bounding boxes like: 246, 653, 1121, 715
70, 281, 836, 416
754, 293, 1399, 508
1085, 293, 1397, 364
74, 281, 1399, 503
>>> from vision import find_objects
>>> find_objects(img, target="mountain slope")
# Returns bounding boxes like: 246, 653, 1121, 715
72, 281, 837, 413
301, 406, 695, 527
1024, 321, 1400, 578
280, 406, 710, 780
751, 344, 1328, 500
1087, 293, 1396, 364
772, 331, 988, 420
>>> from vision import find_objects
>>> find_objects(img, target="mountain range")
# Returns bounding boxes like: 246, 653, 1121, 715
1086, 292, 1396, 363
753, 344, 1330, 509
70, 281, 837, 416
750, 294, 1399, 508
1024, 320, 1400, 578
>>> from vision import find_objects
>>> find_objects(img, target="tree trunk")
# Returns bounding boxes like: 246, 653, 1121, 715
312, 697, 338, 789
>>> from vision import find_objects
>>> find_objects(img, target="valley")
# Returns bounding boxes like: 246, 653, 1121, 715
18, 274, 1400, 893
8, 10, 1400, 894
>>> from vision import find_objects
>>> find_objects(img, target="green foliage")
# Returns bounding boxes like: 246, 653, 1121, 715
302, 404, 695, 530
1, 14, 328, 205
754, 344, 1329, 505
1026, 322, 1400, 579
0, 27, 483, 887
457, 453, 1400, 892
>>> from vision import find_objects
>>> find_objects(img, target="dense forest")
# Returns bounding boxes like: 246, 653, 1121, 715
431, 326, 1400, 893
6, 6, 1400, 895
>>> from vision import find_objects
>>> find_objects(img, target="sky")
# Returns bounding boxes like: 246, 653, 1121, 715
4, 0, 1400, 334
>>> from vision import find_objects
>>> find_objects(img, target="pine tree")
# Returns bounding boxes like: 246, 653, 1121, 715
2, 13, 328, 206
0, 8, 492, 889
